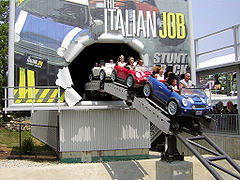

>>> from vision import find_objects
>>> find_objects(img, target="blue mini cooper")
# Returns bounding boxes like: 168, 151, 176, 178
143, 75, 211, 117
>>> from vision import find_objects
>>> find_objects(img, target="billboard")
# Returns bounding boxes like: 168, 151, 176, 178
14, 0, 192, 105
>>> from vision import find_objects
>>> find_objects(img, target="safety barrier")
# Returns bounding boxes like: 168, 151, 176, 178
0, 121, 58, 159
195, 24, 240, 67
3, 86, 64, 112
204, 114, 240, 135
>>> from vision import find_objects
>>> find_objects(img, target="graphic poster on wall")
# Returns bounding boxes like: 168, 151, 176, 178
14, 0, 191, 101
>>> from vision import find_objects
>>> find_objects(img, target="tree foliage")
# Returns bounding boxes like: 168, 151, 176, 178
0, 0, 9, 112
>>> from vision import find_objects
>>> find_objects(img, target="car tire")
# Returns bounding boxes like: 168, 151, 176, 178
111, 70, 117, 82
99, 70, 105, 81
167, 100, 179, 116
126, 75, 134, 88
143, 83, 152, 97
89, 73, 93, 82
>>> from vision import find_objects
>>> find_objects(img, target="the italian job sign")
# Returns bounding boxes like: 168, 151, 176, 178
101, 0, 190, 75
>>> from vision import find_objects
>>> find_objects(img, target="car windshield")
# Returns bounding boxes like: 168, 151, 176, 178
135, 66, 151, 72
18, 0, 90, 28
105, 63, 115, 67
180, 88, 206, 97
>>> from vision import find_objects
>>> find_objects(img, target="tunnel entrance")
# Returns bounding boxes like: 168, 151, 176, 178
68, 43, 140, 97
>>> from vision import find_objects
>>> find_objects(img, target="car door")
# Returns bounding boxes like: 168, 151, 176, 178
118, 66, 128, 80
122, 67, 130, 80
92, 67, 100, 77
152, 78, 172, 104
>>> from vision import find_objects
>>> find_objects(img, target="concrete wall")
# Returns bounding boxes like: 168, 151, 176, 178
177, 133, 240, 160
32, 109, 150, 162
59, 109, 150, 152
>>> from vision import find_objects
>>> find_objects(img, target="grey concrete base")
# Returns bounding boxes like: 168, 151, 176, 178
156, 160, 193, 180
59, 148, 149, 163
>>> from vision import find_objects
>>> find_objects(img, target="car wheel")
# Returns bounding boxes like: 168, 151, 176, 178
167, 100, 179, 116
111, 70, 117, 82
143, 83, 151, 97
126, 75, 134, 88
89, 73, 93, 81
99, 70, 105, 81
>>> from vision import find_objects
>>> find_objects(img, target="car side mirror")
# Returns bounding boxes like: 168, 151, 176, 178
125, 66, 130, 70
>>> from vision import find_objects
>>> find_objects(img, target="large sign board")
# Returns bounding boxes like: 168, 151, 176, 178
14, 0, 192, 104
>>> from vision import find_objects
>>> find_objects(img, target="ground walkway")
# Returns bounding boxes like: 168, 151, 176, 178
0, 152, 239, 180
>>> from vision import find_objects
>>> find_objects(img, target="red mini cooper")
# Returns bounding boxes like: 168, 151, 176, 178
111, 65, 152, 88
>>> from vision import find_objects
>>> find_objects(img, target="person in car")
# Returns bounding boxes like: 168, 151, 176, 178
164, 66, 173, 80
109, 59, 114, 64
136, 59, 144, 67
170, 78, 178, 91
179, 72, 193, 90
164, 71, 173, 81
128, 57, 135, 70
134, 59, 138, 66
165, 73, 179, 91
155, 66, 164, 80
152, 65, 160, 76
118, 55, 126, 67
94, 62, 99, 67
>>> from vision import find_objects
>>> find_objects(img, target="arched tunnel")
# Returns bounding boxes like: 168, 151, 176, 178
68, 43, 140, 97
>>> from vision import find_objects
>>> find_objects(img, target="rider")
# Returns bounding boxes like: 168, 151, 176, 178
118, 55, 126, 67
179, 72, 193, 90
128, 57, 135, 70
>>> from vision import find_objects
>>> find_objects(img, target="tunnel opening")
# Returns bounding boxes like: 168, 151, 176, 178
68, 43, 140, 98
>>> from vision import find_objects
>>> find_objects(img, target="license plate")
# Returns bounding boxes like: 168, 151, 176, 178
196, 111, 202, 115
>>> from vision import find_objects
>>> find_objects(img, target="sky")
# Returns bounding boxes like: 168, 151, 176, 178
191, 0, 240, 38
191, 0, 240, 62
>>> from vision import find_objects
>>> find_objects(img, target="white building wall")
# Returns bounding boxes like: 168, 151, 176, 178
60, 109, 150, 152
31, 111, 58, 150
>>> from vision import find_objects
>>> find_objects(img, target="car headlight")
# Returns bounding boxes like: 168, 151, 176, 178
207, 98, 211, 106
57, 47, 65, 57
182, 98, 188, 107
15, 33, 20, 42
136, 72, 141, 78
192, 105, 195, 110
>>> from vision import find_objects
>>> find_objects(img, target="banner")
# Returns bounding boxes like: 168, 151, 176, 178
14, 0, 191, 96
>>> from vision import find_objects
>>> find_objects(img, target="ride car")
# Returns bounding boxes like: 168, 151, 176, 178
111, 65, 152, 88
89, 63, 116, 81
143, 75, 211, 116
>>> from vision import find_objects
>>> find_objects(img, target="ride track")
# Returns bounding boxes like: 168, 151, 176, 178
84, 80, 240, 180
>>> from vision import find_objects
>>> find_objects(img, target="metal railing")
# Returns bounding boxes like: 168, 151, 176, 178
3, 86, 62, 112
204, 114, 240, 135
195, 24, 240, 68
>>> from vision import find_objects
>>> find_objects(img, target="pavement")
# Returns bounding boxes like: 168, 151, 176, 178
0, 152, 239, 180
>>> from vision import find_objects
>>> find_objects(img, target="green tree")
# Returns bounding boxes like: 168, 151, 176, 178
0, 0, 9, 120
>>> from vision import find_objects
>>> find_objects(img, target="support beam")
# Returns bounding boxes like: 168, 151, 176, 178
237, 66, 240, 115
8, 0, 15, 106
